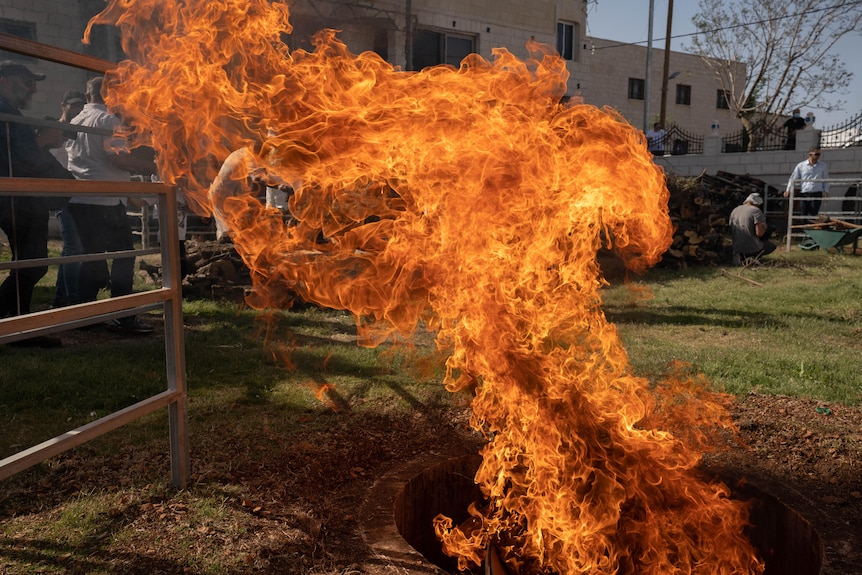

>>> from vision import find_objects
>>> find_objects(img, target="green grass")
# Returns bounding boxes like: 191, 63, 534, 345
601, 250, 862, 404
2, 243, 862, 574
3, 245, 859, 465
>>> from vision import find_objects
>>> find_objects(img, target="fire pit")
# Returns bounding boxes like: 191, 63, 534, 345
367, 453, 823, 575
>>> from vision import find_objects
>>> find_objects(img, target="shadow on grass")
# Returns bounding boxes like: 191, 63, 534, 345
605, 301, 857, 330
604, 304, 787, 329
0, 536, 186, 574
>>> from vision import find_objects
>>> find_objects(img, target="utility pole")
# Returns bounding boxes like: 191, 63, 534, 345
643, 0, 655, 133
405, 0, 413, 71
660, 0, 674, 127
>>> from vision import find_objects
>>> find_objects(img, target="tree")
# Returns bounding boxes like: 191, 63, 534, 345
686, 0, 862, 145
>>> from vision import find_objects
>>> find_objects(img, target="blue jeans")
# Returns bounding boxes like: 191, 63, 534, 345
66, 202, 135, 303
52, 208, 84, 307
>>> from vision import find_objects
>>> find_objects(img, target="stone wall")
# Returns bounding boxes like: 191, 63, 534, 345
655, 129, 862, 215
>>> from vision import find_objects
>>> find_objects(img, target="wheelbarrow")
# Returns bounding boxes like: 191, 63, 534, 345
793, 219, 862, 253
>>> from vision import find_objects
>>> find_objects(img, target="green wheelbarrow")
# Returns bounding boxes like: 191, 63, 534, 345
798, 224, 862, 253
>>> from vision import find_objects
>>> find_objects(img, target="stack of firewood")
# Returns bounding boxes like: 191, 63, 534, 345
661, 171, 782, 268
138, 171, 781, 297
137, 237, 254, 302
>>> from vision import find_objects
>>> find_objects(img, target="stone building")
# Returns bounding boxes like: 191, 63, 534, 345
580, 37, 745, 137
1, 0, 742, 138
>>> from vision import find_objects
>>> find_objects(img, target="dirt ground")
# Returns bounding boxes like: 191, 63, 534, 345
2, 388, 861, 575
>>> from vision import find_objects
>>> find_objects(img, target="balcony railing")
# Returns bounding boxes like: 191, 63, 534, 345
819, 111, 862, 149
722, 125, 789, 152
652, 124, 703, 156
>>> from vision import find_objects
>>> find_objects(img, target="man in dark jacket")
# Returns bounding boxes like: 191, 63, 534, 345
0, 60, 74, 335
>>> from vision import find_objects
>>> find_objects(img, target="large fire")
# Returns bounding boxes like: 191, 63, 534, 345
86, 1, 764, 573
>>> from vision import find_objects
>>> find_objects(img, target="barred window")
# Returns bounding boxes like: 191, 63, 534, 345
628, 78, 645, 100
676, 84, 691, 106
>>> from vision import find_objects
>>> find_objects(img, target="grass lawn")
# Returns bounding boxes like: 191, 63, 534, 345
1, 243, 861, 574
601, 250, 862, 405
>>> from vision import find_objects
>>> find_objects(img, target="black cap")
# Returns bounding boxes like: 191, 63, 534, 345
62, 90, 86, 105
0, 60, 46, 81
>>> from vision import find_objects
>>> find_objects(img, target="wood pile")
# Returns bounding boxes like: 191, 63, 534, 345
661, 171, 782, 268
138, 170, 783, 298
138, 237, 253, 302
181, 237, 255, 301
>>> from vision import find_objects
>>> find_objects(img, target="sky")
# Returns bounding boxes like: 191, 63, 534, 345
584, 0, 862, 129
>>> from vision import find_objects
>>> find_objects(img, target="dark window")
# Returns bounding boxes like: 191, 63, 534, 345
373, 29, 388, 61
628, 78, 645, 100
412, 29, 475, 70
0, 18, 37, 62
675, 84, 691, 106
716, 89, 730, 109
557, 21, 579, 61
82, 24, 125, 62
445, 35, 473, 67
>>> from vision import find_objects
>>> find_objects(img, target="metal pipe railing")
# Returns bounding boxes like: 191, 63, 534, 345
783, 177, 862, 252
0, 35, 189, 487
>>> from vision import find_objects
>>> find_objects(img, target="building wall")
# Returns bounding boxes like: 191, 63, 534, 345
655, 129, 862, 215
0, 0, 102, 120
579, 37, 743, 136
289, 4, 744, 139
287, 0, 588, 78
4, 0, 746, 152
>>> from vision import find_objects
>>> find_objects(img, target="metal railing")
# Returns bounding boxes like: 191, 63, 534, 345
819, 110, 862, 149
0, 35, 189, 488
655, 124, 704, 155
722, 125, 790, 152
783, 177, 862, 252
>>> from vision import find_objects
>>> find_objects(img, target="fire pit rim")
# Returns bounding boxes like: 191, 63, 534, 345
360, 449, 825, 575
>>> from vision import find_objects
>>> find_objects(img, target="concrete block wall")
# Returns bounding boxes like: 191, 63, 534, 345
409, 0, 569, 63
655, 129, 862, 213
580, 37, 742, 136
1, 0, 94, 120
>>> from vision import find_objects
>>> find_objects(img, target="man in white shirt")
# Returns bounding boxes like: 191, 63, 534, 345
65, 76, 156, 334
784, 147, 829, 222
645, 122, 666, 156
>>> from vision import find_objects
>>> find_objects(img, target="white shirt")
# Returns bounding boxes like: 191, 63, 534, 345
66, 103, 130, 205
645, 127, 667, 152
786, 158, 829, 195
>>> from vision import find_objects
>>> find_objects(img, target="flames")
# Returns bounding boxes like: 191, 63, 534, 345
86, 0, 764, 573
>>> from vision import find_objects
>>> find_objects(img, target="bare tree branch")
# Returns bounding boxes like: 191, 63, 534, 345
686, 0, 862, 139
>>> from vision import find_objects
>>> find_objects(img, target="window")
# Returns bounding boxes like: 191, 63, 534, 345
716, 89, 730, 110
82, 24, 124, 62
412, 29, 475, 70
373, 29, 388, 61
0, 18, 37, 62
628, 78, 645, 100
557, 21, 580, 62
675, 84, 691, 106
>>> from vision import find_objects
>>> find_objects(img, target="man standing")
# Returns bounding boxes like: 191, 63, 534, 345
51, 89, 87, 308
645, 122, 666, 156
0, 61, 74, 344
782, 109, 806, 150
784, 147, 829, 222
729, 193, 776, 265
65, 76, 156, 334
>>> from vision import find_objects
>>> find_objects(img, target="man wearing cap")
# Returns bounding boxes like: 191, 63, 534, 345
60, 90, 85, 119
729, 193, 776, 265
0, 60, 74, 335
